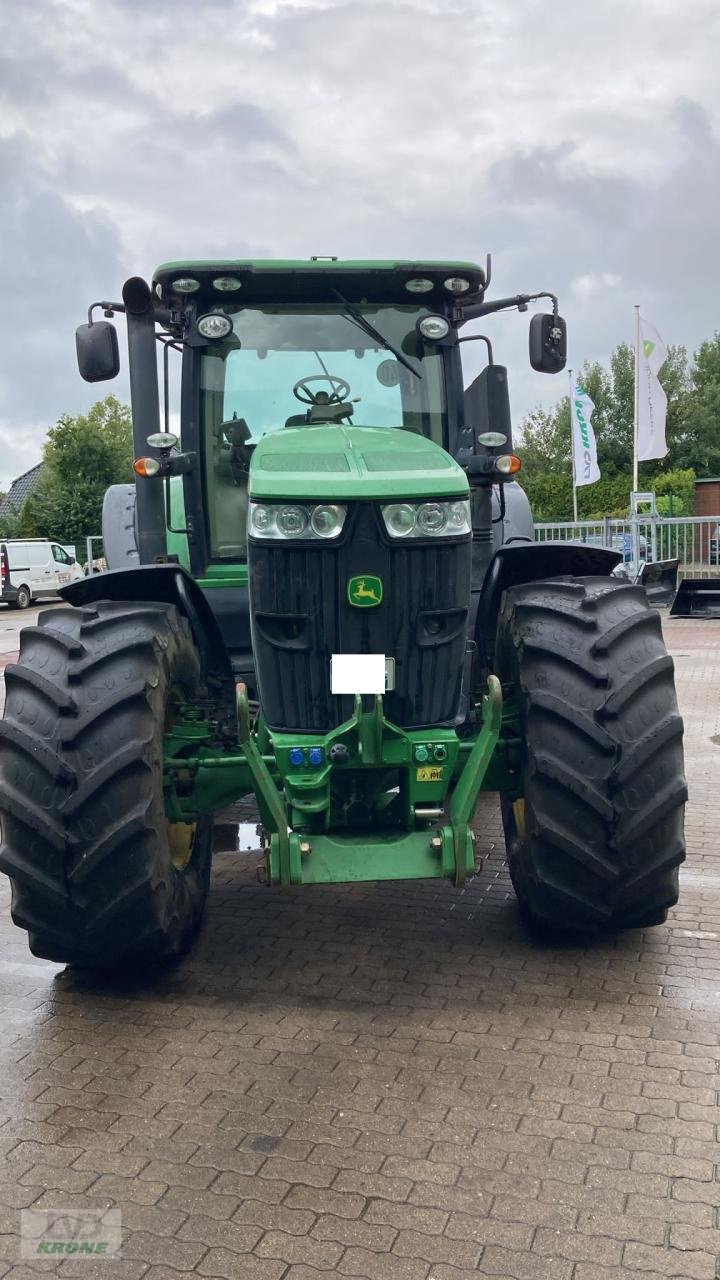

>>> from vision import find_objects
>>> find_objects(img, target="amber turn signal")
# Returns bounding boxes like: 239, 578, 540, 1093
495, 454, 521, 475
133, 457, 160, 477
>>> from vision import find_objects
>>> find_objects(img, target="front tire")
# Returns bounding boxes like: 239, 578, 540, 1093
0, 601, 212, 967
495, 577, 686, 934
15, 585, 31, 610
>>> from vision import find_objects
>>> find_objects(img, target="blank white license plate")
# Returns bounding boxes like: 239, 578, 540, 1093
331, 654, 395, 695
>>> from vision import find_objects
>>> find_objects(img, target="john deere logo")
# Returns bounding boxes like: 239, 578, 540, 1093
643, 339, 655, 359
348, 575, 383, 607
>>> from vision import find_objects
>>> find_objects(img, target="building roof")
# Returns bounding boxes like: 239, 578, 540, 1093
0, 463, 44, 518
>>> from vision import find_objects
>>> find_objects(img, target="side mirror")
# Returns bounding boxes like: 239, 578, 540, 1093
75, 321, 120, 382
529, 312, 567, 373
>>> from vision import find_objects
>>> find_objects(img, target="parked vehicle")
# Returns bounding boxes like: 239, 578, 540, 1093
0, 257, 687, 968
0, 539, 83, 609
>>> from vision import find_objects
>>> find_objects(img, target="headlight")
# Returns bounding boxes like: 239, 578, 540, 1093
417, 314, 450, 341
310, 504, 345, 538
383, 503, 417, 537
276, 505, 309, 536
382, 499, 470, 539
249, 502, 347, 540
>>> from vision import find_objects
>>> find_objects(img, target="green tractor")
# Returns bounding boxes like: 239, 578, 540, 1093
0, 259, 686, 967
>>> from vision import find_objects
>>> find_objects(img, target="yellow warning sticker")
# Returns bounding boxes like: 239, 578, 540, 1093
416, 766, 444, 782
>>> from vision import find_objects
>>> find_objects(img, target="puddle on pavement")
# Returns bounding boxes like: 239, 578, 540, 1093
679, 867, 720, 891
673, 929, 720, 940
0, 959, 64, 979
213, 821, 262, 853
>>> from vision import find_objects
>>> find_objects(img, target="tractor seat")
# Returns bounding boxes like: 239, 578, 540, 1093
285, 403, 354, 428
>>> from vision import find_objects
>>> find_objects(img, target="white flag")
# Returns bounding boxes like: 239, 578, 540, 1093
636, 318, 668, 461
571, 380, 600, 487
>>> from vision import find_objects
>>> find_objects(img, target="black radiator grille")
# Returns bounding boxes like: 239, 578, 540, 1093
248, 503, 471, 732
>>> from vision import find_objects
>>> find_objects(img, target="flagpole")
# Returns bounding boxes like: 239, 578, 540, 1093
633, 305, 640, 493
569, 369, 578, 521
632, 305, 641, 573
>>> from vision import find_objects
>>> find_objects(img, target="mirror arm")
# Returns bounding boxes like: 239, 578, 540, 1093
457, 334, 494, 364
457, 290, 559, 325
87, 301, 126, 325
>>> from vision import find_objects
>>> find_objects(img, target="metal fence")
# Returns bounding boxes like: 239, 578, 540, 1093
534, 516, 720, 578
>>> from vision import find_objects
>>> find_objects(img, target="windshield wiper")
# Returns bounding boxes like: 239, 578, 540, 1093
332, 289, 421, 379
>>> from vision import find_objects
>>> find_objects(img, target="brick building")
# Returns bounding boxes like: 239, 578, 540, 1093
694, 476, 720, 517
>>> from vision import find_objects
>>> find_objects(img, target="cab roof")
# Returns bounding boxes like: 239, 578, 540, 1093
152, 258, 486, 306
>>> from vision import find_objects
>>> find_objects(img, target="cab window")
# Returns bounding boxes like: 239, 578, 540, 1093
199, 304, 448, 560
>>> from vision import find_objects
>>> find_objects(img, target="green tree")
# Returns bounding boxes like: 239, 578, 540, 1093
670, 334, 720, 476
516, 405, 570, 483
0, 509, 21, 540
17, 497, 39, 537
33, 396, 132, 547
518, 340, 693, 520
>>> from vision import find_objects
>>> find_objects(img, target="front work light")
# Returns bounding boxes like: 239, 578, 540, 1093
405, 278, 434, 293
382, 499, 470, 539
171, 277, 200, 293
443, 276, 471, 294
197, 313, 233, 340
418, 315, 450, 341
250, 502, 347, 540
147, 432, 178, 450
213, 276, 242, 292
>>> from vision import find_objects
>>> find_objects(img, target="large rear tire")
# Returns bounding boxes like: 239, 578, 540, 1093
0, 601, 212, 968
495, 577, 686, 934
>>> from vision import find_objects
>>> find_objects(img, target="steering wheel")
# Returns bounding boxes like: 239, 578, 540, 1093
293, 374, 351, 406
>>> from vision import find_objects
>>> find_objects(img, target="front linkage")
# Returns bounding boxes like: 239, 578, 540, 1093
163, 677, 516, 889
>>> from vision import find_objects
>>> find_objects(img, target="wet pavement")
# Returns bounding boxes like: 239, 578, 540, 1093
0, 614, 719, 1278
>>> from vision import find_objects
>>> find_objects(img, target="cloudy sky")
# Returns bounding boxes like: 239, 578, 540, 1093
1, 0, 718, 489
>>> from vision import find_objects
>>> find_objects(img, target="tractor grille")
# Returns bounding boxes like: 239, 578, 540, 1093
248, 502, 471, 732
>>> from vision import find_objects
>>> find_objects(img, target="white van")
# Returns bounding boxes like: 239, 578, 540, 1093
0, 539, 84, 610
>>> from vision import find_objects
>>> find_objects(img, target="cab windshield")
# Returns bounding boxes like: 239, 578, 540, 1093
200, 304, 448, 559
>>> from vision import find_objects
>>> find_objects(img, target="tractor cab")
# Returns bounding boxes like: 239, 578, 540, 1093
150, 260, 484, 560
76, 259, 565, 682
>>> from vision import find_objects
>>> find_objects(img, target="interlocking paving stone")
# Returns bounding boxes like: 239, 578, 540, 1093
0, 612, 719, 1277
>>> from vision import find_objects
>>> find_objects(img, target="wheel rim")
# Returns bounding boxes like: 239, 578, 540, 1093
164, 686, 197, 872
167, 820, 197, 871
512, 798, 526, 841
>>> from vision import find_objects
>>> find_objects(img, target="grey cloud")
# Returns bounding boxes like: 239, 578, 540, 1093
0, 134, 128, 488
0, 0, 718, 487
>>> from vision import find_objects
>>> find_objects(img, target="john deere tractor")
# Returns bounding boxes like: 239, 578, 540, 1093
0, 259, 687, 966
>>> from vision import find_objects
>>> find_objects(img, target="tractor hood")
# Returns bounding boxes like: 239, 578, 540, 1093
248, 425, 468, 501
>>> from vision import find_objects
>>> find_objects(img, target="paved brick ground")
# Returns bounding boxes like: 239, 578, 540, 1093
0, 613, 719, 1278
